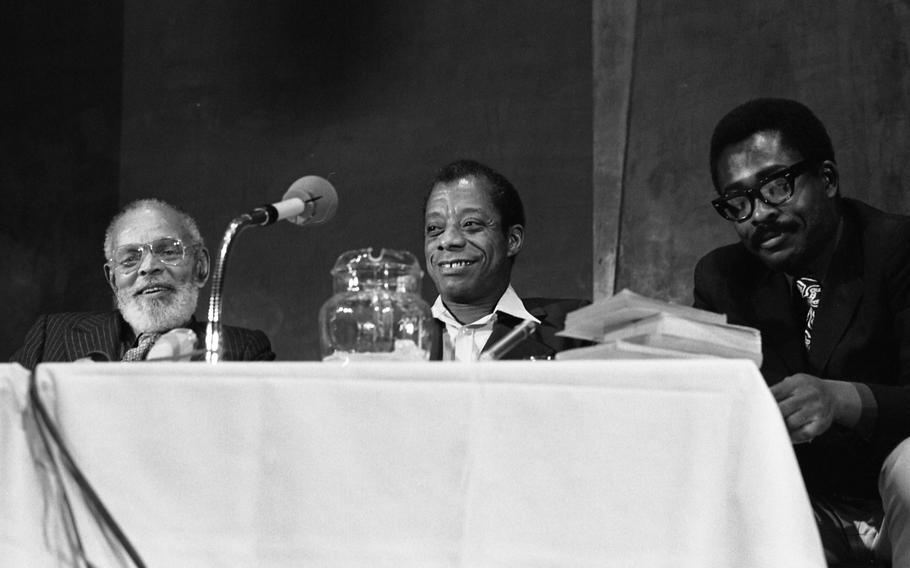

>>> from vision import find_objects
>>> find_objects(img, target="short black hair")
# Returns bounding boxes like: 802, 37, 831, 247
426, 159, 526, 230
709, 98, 836, 191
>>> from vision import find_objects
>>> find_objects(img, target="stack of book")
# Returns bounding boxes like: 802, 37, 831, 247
555, 289, 762, 365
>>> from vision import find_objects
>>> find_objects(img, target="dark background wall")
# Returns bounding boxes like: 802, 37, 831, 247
3, 1, 592, 361
2, 2, 123, 358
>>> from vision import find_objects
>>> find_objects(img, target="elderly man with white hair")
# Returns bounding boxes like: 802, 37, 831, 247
12, 198, 275, 367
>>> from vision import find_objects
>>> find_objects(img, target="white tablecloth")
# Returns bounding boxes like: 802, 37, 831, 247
1, 363, 69, 568
4, 360, 824, 567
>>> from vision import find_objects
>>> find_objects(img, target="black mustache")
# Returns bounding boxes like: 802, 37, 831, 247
751, 221, 795, 245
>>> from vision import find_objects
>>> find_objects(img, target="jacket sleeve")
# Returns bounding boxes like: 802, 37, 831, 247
242, 329, 277, 361
692, 255, 720, 312
9, 315, 49, 371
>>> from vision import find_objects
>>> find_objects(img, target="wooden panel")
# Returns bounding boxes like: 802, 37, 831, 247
592, 0, 638, 300
615, 0, 910, 304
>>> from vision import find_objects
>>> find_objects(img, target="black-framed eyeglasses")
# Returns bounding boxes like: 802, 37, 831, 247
711, 160, 815, 222
108, 237, 197, 273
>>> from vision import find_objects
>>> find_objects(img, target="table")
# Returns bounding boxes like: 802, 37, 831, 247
1, 363, 62, 567
3, 360, 825, 567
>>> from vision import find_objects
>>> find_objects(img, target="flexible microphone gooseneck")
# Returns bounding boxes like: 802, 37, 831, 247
205, 176, 338, 363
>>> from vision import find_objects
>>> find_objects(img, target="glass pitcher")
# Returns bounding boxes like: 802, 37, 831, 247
319, 248, 432, 361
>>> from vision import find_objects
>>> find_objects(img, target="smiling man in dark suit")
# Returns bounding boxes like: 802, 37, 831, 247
694, 98, 910, 565
423, 159, 588, 361
12, 199, 275, 368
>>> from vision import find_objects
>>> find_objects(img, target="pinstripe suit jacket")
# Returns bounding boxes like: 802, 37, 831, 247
11, 311, 275, 370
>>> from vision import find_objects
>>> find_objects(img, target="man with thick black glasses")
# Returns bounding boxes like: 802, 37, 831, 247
693, 98, 910, 565
12, 199, 275, 367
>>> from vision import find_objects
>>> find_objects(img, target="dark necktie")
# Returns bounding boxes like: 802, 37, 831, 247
795, 277, 821, 350
122, 332, 161, 362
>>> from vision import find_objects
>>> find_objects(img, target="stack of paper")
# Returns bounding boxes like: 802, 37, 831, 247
556, 289, 762, 365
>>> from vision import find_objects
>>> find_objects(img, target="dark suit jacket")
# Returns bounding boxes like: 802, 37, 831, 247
11, 311, 276, 370
694, 199, 910, 497
430, 297, 591, 361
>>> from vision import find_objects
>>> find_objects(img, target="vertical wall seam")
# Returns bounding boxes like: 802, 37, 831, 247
612, 0, 640, 294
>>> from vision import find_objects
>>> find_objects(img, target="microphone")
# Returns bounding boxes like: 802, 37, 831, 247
479, 320, 539, 361
246, 176, 338, 227
146, 328, 199, 361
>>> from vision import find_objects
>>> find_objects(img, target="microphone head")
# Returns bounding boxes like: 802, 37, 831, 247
283, 175, 338, 226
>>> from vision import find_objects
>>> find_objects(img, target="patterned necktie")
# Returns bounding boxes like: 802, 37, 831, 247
795, 277, 821, 350
122, 332, 162, 362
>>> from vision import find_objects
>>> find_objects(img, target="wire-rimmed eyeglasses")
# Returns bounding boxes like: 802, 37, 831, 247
108, 237, 197, 274
711, 160, 814, 222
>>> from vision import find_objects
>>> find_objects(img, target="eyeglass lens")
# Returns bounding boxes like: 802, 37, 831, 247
722, 177, 793, 220
113, 238, 185, 270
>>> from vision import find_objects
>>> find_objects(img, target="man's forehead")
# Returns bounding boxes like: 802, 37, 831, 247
113, 206, 187, 243
718, 130, 801, 185
723, 131, 799, 166
452, 175, 491, 191
428, 177, 496, 208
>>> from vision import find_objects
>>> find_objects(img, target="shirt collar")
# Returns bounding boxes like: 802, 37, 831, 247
431, 285, 541, 328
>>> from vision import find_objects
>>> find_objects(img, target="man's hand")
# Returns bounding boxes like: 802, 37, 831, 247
770, 373, 836, 444
770, 373, 862, 444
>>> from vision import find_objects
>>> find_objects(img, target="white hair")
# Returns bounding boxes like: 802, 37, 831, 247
103, 198, 204, 261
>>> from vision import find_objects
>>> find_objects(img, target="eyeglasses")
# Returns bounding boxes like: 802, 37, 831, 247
108, 237, 196, 273
711, 160, 814, 222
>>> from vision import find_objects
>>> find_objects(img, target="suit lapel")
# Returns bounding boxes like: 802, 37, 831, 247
482, 306, 555, 360
809, 217, 864, 372
189, 318, 209, 361
430, 319, 444, 360
67, 312, 123, 362
749, 269, 808, 380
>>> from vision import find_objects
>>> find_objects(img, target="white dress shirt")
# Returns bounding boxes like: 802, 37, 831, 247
431, 285, 540, 362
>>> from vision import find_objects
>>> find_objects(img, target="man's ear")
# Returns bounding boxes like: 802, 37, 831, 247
194, 247, 211, 287
820, 160, 839, 197
506, 224, 524, 258
103, 263, 117, 293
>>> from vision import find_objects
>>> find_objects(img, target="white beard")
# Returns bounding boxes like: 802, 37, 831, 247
117, 282, 200, 335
